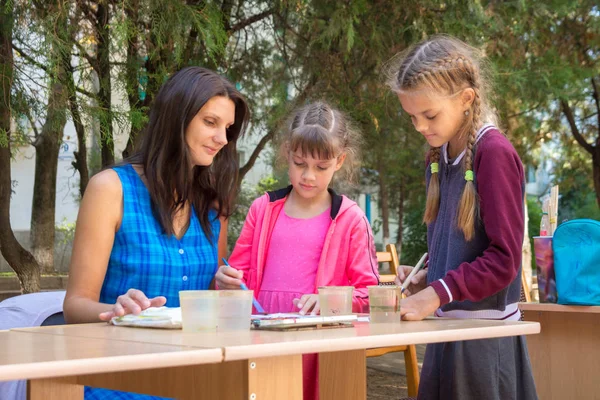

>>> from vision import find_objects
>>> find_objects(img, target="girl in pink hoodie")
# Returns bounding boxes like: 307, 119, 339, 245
215, 101, 379, 400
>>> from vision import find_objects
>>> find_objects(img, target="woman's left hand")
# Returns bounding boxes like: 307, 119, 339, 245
400, 286, 441, 321
293, 294, 320, 315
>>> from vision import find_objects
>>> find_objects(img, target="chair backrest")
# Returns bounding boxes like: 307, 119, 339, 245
376, 244, 400, 284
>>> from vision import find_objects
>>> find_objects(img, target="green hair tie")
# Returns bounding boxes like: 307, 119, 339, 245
465, 170, 474, 182
430, 162, 439, 174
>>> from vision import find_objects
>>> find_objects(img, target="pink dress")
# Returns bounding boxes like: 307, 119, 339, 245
258, 207, 331, 400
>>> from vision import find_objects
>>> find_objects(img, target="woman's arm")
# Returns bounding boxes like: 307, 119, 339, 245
63, 170, 167, 323
63, 170, 123, 323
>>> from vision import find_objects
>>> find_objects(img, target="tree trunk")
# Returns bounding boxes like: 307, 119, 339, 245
65, 44, 89, 197
96, 1, 114, 167
30, 2, 70, 274
31, 71, 67, 274
0, 0, 41, 293
122, 0, 142, 159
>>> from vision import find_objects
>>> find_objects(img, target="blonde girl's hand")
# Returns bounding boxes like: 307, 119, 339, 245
394, 265, 428, 296
293, 294, 320, 315
214, 264, 244, 290
98, 289, 167, 321
399, 287, 440, 321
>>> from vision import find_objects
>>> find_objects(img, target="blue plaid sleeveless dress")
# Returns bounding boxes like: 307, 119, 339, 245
85, 164, 220, 400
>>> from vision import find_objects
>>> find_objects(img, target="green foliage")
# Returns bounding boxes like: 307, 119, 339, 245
0, 128, 7, 148
399, 198, 428, 266
228, 175, 280, 250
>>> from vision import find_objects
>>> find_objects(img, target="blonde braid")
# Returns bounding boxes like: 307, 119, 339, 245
423, 146, 441, 224
457, 89, 481, 241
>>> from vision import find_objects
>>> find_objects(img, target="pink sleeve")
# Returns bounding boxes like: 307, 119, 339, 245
347, 214, 380, 313
228, 198, 261, 285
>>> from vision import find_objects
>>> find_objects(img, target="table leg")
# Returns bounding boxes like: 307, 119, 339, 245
319, 349, 366, 400
28, 377, 83, 400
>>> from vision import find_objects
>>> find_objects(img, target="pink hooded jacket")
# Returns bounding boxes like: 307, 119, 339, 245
228, 186, 380, 313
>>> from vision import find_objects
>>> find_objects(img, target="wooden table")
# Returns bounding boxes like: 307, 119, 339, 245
2, 319, 540, 400
520, 302, 600, 400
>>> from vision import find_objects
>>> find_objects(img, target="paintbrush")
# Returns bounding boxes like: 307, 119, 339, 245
399, 252, 428, 295
221, 258, 267, 314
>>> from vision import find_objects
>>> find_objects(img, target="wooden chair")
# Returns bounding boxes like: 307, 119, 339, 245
521, 268, 531, 302
366, 243, 420, 397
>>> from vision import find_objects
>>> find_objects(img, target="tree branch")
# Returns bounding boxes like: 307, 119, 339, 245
591, 76, 600, 145
73, 41, 97, 72
507, 103, 543, 119
230, 10, 272, 33
75, 85, 96, 99
561, 99, 594, 154
24, 107, 40, 141
11, 43, 47, 72
78, 1, 98, 24
238, 129, 274, 180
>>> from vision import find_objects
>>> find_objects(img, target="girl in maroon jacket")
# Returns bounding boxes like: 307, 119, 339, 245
389, 35, 538, 400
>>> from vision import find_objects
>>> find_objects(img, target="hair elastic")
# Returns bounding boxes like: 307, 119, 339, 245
430, 162, 439, 174
465, 170, 474, 182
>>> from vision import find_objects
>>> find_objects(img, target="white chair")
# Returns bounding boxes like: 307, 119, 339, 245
0, 290, 66, 400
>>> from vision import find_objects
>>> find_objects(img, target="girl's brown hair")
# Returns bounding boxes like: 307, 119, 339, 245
278, 101, 362, 184
388, 35, 498, 241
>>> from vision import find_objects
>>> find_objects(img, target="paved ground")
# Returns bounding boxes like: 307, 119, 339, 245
367, 344, 426, 399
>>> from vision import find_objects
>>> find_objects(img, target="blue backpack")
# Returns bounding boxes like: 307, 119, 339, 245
553, 219, 600, 305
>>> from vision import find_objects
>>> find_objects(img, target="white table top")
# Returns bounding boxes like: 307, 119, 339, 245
6, 318, 540, 374
0, 329, 223, 381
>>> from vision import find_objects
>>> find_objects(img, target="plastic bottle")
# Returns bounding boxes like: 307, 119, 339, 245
540, 212, 550, 236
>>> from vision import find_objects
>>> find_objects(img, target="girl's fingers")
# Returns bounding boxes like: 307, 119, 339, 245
310, 303, 320, 316
229, 267, 244, 279
401, 310, 422, 321
397, 265, 412, 281
218, 274, 242, 288
298, 295, 317, 315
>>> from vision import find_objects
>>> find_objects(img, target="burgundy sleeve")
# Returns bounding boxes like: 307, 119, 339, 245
430, 135, 525, 305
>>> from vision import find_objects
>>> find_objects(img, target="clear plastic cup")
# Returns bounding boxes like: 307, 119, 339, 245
217, 290, 253, 331
368, 285, 401, 323
318, 286, 354, 316
179, 291, 219, 332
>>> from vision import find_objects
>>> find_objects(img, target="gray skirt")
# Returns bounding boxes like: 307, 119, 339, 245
417, 335, 538, 400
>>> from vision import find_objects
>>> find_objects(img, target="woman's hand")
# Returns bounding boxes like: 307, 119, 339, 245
293, 294, 320, 315
394, 265, 428, 296
98, 289, 166, 321
400, 286, 440, 321
214, 265, 244, 289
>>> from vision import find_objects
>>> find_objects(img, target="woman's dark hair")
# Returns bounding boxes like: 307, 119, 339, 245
127, 66, 250, 241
